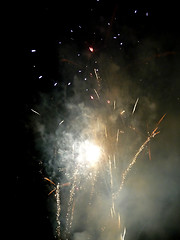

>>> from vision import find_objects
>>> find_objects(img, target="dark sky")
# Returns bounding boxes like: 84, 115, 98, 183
12, 2, 180, 240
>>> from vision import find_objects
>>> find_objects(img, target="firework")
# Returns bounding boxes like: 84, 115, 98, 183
46, 96, 164, 240
39, 57, 166, 240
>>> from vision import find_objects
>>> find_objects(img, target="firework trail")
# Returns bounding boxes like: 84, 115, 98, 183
56, 183, 61, 239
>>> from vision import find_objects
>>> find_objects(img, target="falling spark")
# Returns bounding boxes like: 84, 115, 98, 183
132, 98, 139, 115
113, 100, 116, 110
48, 188, 56, 196
31, 108, 40, 116
94, 68, 99, 80
118, 213, 121, 229
59, 120, 64, 125
44, 177, 56, 186
120, 228, 126, 240
94, 88, 100, 99
116, 129, 120, 142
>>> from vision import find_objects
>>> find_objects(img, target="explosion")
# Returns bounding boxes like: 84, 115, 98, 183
77, 140, 101, 168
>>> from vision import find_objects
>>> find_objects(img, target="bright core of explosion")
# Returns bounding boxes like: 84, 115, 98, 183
78, 140, 101, 167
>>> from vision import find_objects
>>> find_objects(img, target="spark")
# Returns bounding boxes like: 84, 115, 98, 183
116, 129, 120, 142
120, 110, 125, 115
89, 46, 94, 52
120, 228, 126, 240
31, 108, 40, 116
94, 68, 99, 79
44, 177, 56, 185
113, 100, 116, 110
132, 97, 139, 115
48, 188, 56, 196
59, 120, 64, 125
94, 88, 100, 99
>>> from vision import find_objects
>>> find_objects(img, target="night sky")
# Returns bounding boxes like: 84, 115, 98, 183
12, 2, 180, 240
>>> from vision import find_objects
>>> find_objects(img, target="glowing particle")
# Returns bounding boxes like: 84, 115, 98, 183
90, 95, 94, 100
84, 77, 87, 81
31, 49, 36, 52
89, 46, 94, 52
107, 100, 111, 104
67, 82, 71, 86
134, 9, 137, 14
39, 75, 42, 79
54, 82, 58, 86
146, 12, 149, 16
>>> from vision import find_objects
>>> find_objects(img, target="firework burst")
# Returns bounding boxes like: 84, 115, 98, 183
41, 64, 165, 240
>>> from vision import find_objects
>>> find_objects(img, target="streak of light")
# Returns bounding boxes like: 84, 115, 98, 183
113, 100, 116, 110
132, 97, 139, 115
118, 213, 121, 229
120, 110, 125, 115
44, 177, 56, 186
116, 129, 120, 142
113, 155, 116, 169
94, 68, 99, 80
59, 120, 64, 125
31, 108, 40, 116
120, 228, 126, 240
48, 188, 56, 196
94, 89, 100, 99
56, 183, 61, 239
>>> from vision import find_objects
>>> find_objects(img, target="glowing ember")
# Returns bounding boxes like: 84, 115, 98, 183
89, 46, 94, 52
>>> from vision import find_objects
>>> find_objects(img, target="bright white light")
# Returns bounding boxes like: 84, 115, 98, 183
78, 140, 101, 167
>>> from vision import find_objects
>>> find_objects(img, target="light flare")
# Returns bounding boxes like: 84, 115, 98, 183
78, 140, 102, 167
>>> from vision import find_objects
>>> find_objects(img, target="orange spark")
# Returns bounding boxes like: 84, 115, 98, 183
44, 177, 56, 186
